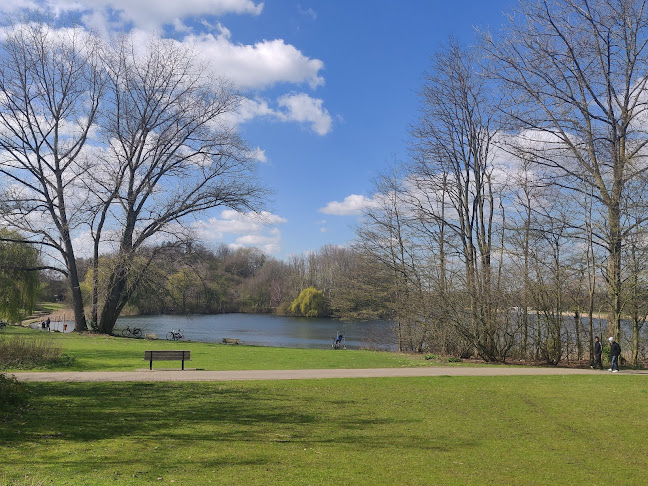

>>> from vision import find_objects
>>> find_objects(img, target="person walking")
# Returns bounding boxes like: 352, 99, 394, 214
608, 336, 621, 372
592, 336, 603, 369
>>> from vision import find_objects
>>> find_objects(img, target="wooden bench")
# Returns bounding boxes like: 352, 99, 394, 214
222, 338, 240, 345
144, 350, 191, 370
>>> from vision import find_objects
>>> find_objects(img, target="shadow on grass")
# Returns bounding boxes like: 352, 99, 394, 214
2, 381, 441, 441
0, 381, 481, 481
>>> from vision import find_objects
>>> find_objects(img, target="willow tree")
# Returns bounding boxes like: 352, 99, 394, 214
0, 229, 40, 323
483, 0, 648, 340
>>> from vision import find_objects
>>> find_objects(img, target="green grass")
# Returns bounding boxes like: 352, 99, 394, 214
2, 376, 647, 484
1, 326, 441, 372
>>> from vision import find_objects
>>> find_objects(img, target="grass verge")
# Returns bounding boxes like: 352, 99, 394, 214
1, 375, 646, 485
2, 326, 452, 372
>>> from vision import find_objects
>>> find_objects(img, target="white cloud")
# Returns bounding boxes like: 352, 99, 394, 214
0, 0, 39, 13
276, 93, 332, 135
192, 209, 286, 254
231, 94, 332, 135
247, 146, 267, 163
319, 194, 379, 216
187, 28, 324, 90
40, 0, 264, 31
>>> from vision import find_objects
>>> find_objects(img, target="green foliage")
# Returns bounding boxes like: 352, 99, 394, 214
290, 287, 329, 317
0, 230, 40, 324
0, 372, 27, 411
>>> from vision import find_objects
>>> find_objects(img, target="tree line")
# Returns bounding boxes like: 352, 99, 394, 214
354, 0, 648, 365
72, 243, 391, 321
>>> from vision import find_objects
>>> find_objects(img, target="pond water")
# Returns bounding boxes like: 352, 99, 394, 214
116, 313, 398, 351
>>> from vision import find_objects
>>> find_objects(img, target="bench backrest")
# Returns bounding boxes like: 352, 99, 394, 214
144, 350, 190, 361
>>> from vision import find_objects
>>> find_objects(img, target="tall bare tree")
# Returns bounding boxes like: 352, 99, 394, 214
483, 0, 648, 340
94, 35, 265, 334
409, 40, 504, 360
0, 22, 103, 331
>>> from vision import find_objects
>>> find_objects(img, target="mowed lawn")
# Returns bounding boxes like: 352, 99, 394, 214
2, 376, 647, 485
1, 326, 445, 371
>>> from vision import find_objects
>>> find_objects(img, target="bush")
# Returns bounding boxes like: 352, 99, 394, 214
0, 372, 27, 410
0, 336, 67, 369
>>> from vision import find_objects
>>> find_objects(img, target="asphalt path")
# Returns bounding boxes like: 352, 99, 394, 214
9, 367, 647, 382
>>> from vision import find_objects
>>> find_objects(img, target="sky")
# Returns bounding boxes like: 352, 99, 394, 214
0, 0, 517, 259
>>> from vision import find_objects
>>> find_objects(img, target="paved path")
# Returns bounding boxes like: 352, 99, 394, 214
9, 367, 647, 382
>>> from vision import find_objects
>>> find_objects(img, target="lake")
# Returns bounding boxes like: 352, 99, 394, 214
116, 313, 398, 351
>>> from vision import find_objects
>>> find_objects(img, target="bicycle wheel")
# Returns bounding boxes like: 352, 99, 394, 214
121, 329, 130, 337
166, 332, 175, 340
133, 328, 142, 338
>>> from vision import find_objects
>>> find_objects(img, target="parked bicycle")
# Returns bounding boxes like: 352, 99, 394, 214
166, 329, 184, 341
121, 326, 143, 338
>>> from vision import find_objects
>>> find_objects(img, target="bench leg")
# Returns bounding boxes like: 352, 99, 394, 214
150, 358, 153, 370
182, 358, 185, 370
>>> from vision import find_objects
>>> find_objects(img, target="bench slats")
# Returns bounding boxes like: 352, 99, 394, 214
144, 350, 190, 370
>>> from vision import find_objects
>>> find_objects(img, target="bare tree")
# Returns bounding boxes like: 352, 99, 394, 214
0, 22, 103, 331
409, 40, 505, 360
93, 35, 265, 334
483, 0, 648, 340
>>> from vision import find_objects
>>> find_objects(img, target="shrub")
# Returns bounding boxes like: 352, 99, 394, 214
0, 336, 67, 369
0, 372, 27, 410
424, 354, 441, 360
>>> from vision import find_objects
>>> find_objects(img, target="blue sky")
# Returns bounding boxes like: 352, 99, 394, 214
1, 0, 516, 258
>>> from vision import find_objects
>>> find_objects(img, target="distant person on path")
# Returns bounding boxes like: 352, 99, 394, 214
592, 336, 602, 369
608, 336, 621, 372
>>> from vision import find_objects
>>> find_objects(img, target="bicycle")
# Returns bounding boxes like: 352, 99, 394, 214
121, 326, 143, 338
331, 331, 345, 350
166, 329, 184, 341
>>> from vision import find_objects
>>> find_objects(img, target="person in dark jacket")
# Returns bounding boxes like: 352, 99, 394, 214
608, 336, 621, 372
591, 336, 603, 369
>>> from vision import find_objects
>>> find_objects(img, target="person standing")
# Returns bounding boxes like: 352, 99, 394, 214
608, 336, 621, 372
592, 336, 603, 369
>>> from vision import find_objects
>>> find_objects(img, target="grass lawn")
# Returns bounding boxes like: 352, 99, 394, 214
2, 375, 647, 485
1, 326, 455, 372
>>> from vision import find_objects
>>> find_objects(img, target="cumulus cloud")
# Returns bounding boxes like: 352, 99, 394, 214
230, 94, 332, 135
319, 194, 379, 216
38, 0, 264, 31
188, 28, 324, 90
192, 209, 286, 254
276, 93, 332, 135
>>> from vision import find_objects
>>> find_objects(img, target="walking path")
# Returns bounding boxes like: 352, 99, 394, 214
10, 366, 647, 382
